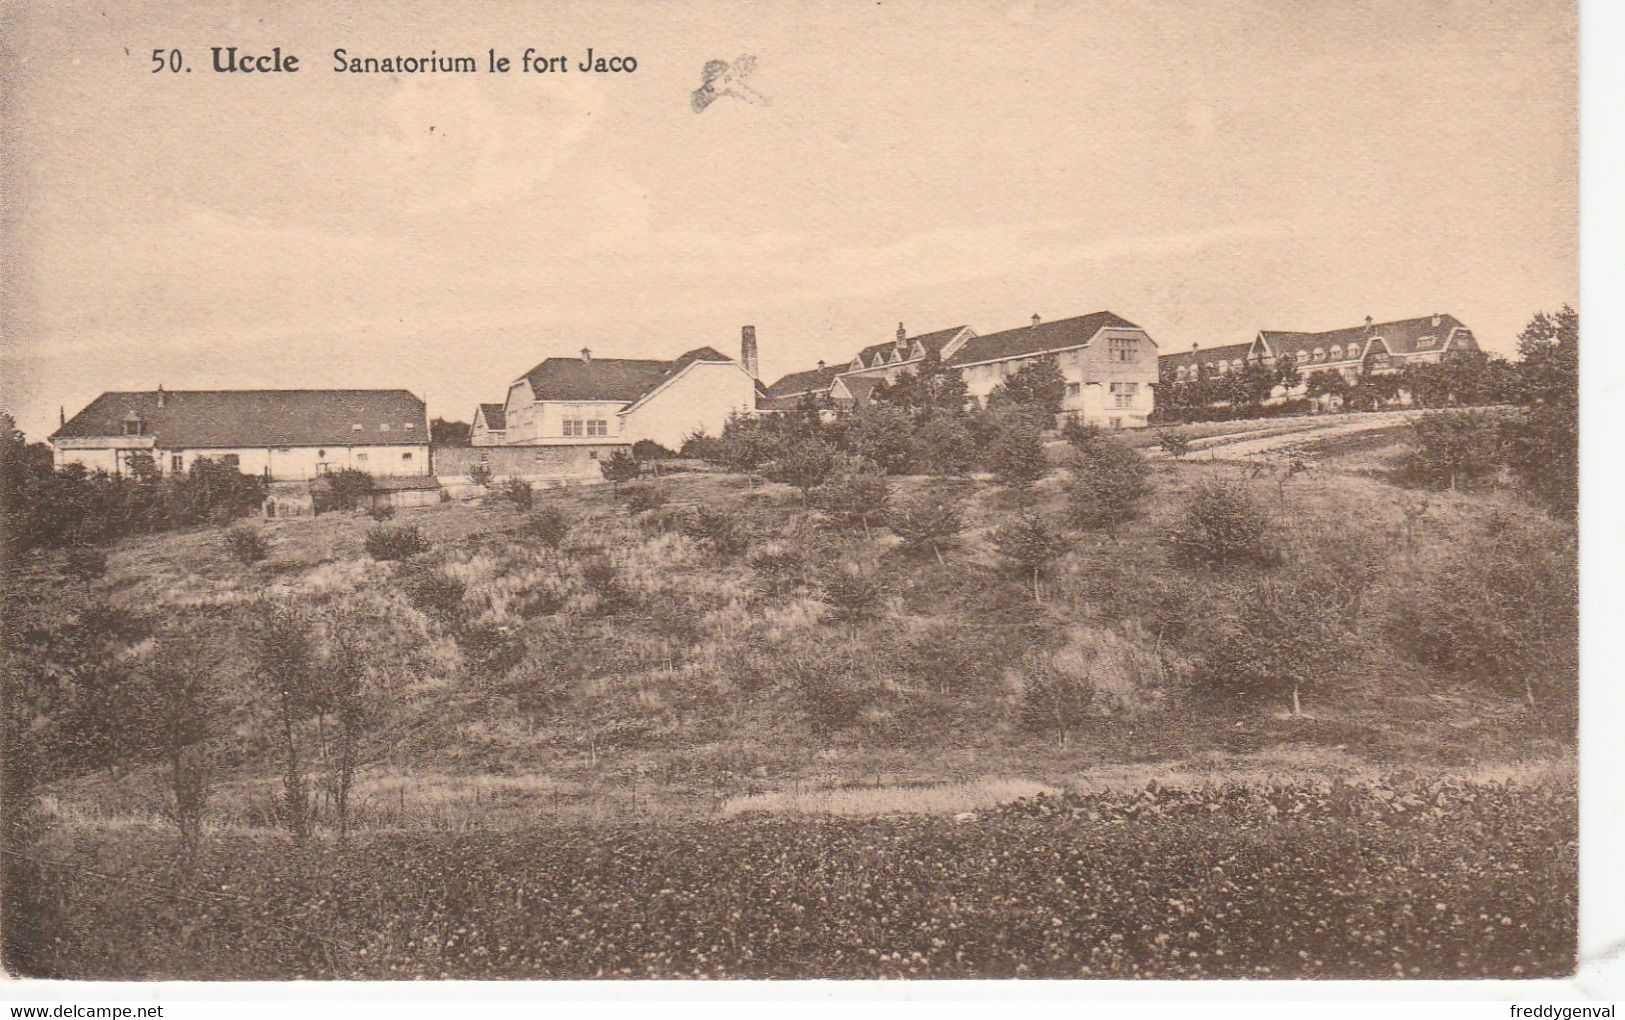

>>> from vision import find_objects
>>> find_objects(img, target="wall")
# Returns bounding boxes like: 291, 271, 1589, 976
433, 443, 624, 483
54, 441, 431, 480
622, 361, 757, 449
955, 327, 1159, 427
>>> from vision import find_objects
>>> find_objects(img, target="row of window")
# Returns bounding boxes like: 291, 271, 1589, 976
1169, 343, 1372, 382
562, 419, 609, 437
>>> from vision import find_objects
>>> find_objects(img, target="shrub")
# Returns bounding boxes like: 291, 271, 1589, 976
466, 463, 494, 488
1168, 479, 1277, 569
1018, 645, 1095, 748
748, 543, 807, 597
991, 512, 1069, 602
632, 439, 676, 461
1067, 436, 1150, 529
399, 564, 467, 624
989, 418, 1049, 493
819, 564, 886, 626
457, 623, 525, 681
600, 450, 641, 487
504, 478, 535, 511
1394, 515, 1576, 717
848, 405, 918, 475
580, 554, 631, 614
1156, 429, 1193, 459
763, 436, 837, 499
325, 468, 373, 512
1399, 410, 1507, 490
914, 414, 977, 476
679, 431, 725, 463
63, 546, 108, 581
619, 482, 667, 514
681, 507, 750, 556
812, 467, 890, 536
223, 525, 268, 564
524, 507, 570, 551
366, 503, 397, 522
887, 492, 964, 563
364, 524, 431, 561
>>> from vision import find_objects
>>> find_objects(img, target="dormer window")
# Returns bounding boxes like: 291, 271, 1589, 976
380, 423, 391, 432
122, 415, 145, 436
352, 423, 363, 432
1329, 345, 1342, 360
1347, 343, 1361, 358
404, 422, 416, 430
1313, 348, 1326, 362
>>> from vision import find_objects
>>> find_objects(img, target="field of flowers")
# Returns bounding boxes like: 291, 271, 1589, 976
25, 777, 1575, 980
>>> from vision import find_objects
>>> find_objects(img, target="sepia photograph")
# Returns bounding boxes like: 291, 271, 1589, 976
0, 0, 1596, 994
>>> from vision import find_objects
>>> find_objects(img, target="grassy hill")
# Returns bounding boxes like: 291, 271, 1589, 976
10, 427, 1572, 832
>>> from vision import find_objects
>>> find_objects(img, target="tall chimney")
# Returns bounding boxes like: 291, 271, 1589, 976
157, 384, 166, 408
59, 406, 65, 427
1364, 316, 1374, 329
740, 325, 759, 380
580, 347, 592, 363
816, 359, 826, 371
1431, 313, 1441, 328
1031, 313, 1041, 326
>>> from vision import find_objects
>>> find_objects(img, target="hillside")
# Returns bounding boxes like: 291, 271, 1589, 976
9, 426, 1572, 831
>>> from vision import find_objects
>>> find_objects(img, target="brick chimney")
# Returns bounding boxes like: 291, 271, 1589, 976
580, 347, 592, 363
1431, 313, 1441, 328
59, 406, 65, 427
157, 384, 166, 408
1364, 316, 1374, 329
740, 325, 759, 380
1031, 313, 1041, 326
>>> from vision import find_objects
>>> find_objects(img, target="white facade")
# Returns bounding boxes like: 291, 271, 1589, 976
620, 361, 758, 449
957, 326, 1159, 428
52, 439, 431, 480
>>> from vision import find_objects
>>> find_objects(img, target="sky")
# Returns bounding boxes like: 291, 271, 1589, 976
0, 0, 1576, 442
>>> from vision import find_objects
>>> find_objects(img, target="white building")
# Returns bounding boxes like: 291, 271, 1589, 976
50, 388, 431, 481
492, 329, 760, 452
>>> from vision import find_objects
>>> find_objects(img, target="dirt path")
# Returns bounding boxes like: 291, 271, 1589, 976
1147, 411, 1417, 461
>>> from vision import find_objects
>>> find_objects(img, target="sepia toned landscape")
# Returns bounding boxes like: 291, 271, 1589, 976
0, 0, 1578, 985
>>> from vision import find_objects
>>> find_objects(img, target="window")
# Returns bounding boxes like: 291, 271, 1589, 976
380, 423, 391, 432
123, 418, 144, 436
221, 454, 239, 468
352, 423, 363, 432
1329, 345, 1342, 360
1174, 366, 1187, 382
356, 452, 369, 462
1065, 382, 1081, 398
1313, 348, 1326, 362
1347, 344, 1361, 358
1109, 417, 1123, 430
588, 420, 608, 437
1110, 382, 1138, 408
589, 451, 600, 460
402, 452, 413, 461
170, 454, 184, 473
1108, 337, 1139, 362
404, 422, 416, 431
564, 418, 609, 437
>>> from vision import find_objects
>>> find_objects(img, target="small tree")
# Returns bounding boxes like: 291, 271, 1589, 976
325, 468, 373, 511
888, 492, 964, 564
320, 606, 372, 840
1067, 436, 1150, 529
914, 414, 977, 476
524, 507, 570, 555
820, 564, 886, 632
600, 449, 641, 488
252, 601, 318, 842
848, 405, 918, 475
1019, 646, 1095, 748
764, 435, 836, 501
812, 467, 890, 538
1156, 429, 1193, 459
504, 477, 535, 510
1401, 410, 1505, 490
619, 481, 667, 514
466, 462, 494, 488
989, 356, 1066, 415
364, 523, 431, 561
992, 511, 1069, 602
224, 525, 268, 564
990, 418, 1050, 494
399, 563, 467, 626
134, 632, 220, 869
1168, 479, 1278, 569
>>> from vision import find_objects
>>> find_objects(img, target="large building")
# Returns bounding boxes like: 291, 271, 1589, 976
49, 388, 431, 481
1160, 313, 1482, 392
762, 311, 1161, 428
478, 328, 760, 453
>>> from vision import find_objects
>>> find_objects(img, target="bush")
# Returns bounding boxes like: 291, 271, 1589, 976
1168, 479, 1277, 569
399, 565, 467, 624
458, 623, 525, 680
580, 554, 631, 614
914, 415, 977, 476
812, 467, 890, 535
1067, 436, 1150, 529
991, 512, 1069, 602
848, 405, 918, 475
1018, 645, 1095, 748
523, 507, 570, 551
1399, 410, 1507, 490
600, 450, 641, 487
365, 504, 395, 523
989, 418, 1049, 492
63, 546, 108, 581
632, 439, 676, 461
819, 564, 886, 626
325, 468, 373, 512
223, 525, 268, 564
466, 463, 494, 488
619, 482, 667, 514
887, 492, 964, 563
680, 507, 750, 556
1394, 515, 1576, 717
763, 436, 836, 499
504, 478, 534, 511
1156, 430, 1193, 459
364, 524, 431, 561
679, 431, 725, 463
748, 543, 807, 596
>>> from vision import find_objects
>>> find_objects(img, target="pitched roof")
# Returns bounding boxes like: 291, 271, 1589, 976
51, 390, 427, 449
832, 374, 883, 409
1158, 341, 1257, 370
519, 346, 733, 404
764, 363, 844, 398
850, 325, 970, 368
1258, 315, 1473, 361
945, 312, 1141, 367
477, 403, 507, 431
